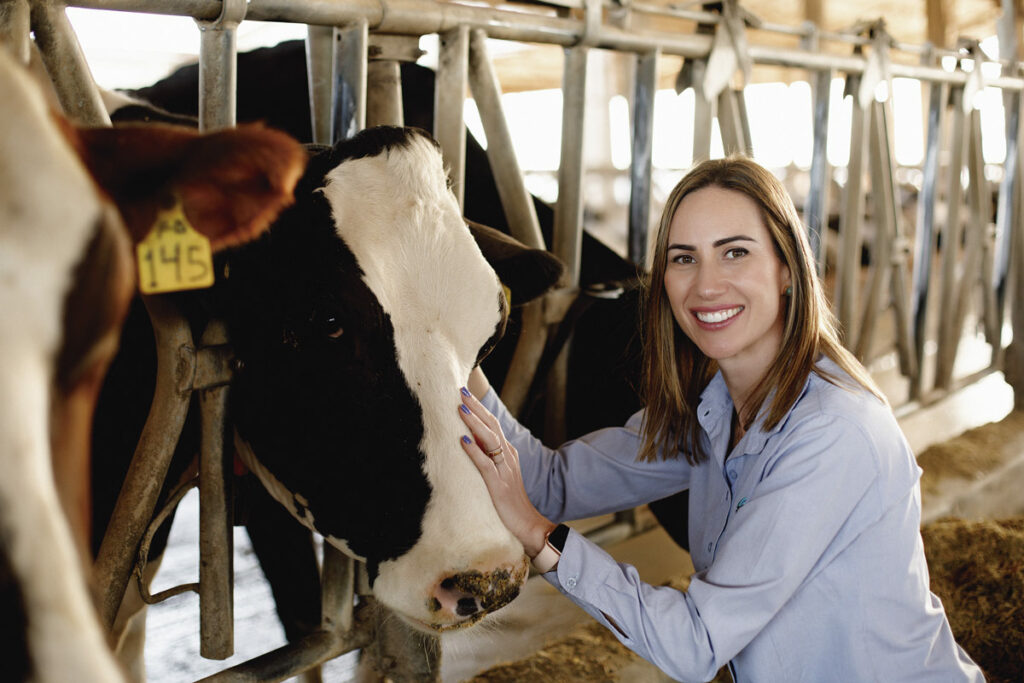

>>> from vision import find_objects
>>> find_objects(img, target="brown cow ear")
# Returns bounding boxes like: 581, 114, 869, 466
71, 122, 306, 252
466, 219, 565, 304
172, 124, 306, 250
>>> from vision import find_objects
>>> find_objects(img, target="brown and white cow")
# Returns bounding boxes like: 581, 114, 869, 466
0, 46, 304, 682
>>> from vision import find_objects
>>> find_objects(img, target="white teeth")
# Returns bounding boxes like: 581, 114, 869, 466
695, 307, 742, 323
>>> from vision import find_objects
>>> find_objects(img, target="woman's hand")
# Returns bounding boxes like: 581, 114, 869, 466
458, 387, 555, 558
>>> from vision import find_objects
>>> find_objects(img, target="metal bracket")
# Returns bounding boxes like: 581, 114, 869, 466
702, 0, 754, 100
196, 0, 247, 32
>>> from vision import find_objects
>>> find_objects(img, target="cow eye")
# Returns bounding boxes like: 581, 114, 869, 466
324, 315, 344, 339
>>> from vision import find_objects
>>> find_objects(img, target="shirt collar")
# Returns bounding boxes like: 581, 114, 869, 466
696, 361, 823, 458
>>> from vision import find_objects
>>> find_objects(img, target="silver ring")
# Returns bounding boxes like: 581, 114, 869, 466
485, 445, 503, 458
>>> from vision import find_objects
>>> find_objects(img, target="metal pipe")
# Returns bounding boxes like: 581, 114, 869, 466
66, 0, 1024, 90
197, 319, 234, 660
93, 295, 195, 630
836, 83, 868, 349
195, 0, 245, 131
306, 24, 334, 144
914, 71, 945, 392
198, 604, 374, 682
333, 19, 367, 141
366, 58, 403, 127
0, 0, 31, 63
467, 28, 544, 250
543, 43, 588, 447
30, 0, 109, 125
628, 49, 658, 267
434, 24, 469, 210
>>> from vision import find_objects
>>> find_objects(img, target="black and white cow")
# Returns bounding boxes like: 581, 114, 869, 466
93, 125, 564, 644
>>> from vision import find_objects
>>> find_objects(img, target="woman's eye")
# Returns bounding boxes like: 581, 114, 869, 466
724, 247, 748, 259
671, 253, 695, 265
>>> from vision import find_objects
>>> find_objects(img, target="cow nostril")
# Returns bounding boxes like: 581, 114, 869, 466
456, 598, 479, 617
440, 578, 455, 590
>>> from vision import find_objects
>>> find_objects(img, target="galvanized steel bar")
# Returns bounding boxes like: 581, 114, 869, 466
0, 0, 31, 63
553, 44, 587, 287
716, 87, 750, 156
366, 58, 403, 127
93, 296, 195, 631
913, 68, 945, 393
935, 85, 968, 389
195, 0, 245, 131
198, 604, 374, 682
543, 42, 588, 447
333, 19, 367, 141
628, 49, 658, 266
29, 0, 109, 125
855, 99, 893, 363
836, 79, 868, 349
467, 28, 544, 250
692, 62, 713, 163
991, 90, 1020, 349
803, 70, 832, 273
66, 0, 1024, 90
434, 25, 469, 209
320, 544, 354, 633
859, 98, 916, 379
306, 24, 334, 144
942, 110, 991, 389
197, 320, 234, 659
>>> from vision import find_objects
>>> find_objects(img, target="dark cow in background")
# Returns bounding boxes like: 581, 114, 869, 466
91, 122, 564, 674
0, 46, 304, 682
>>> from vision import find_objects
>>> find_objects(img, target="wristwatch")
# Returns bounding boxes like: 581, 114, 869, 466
531, 523, 570, 573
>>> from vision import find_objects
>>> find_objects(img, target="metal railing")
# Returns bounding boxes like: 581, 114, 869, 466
6, 0, 1024, 679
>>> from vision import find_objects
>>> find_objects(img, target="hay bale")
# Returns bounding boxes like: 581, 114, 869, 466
923, 517, 1024, 683
917, 411, 1024, 499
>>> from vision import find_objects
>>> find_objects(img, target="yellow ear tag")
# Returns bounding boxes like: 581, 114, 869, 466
502, 284, 512, 308
136, 199, 215, 294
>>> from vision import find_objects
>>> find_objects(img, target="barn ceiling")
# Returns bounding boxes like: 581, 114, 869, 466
480, 0, 1009, 92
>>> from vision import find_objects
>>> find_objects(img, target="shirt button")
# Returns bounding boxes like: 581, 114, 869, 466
566, 577, 577, 589
728, 469, 737, 481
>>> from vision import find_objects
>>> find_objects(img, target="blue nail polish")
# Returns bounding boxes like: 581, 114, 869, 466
460, 386, 471, 397
459, 404, 470, 415
461, 435, 472, 444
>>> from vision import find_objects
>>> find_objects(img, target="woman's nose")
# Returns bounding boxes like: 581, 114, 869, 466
695, 262, 726, 298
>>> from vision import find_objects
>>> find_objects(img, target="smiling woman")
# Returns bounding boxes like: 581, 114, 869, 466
457, 155, 986, 682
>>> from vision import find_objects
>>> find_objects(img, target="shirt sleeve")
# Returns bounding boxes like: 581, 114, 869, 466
479, 388, 690, 523
543, 411, 887, 682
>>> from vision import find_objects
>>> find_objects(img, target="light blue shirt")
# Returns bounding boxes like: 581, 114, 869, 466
481, 358, 983, 682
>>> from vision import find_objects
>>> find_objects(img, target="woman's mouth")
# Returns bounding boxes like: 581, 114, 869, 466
694, 306, 743, 324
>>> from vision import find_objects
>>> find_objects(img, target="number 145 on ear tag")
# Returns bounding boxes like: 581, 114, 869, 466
136, 199, 215, 294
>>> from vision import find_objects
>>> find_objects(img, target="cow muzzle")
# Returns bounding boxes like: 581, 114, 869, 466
423, 559, 529, 631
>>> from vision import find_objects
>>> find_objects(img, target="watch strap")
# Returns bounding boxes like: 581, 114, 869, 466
532, 523, 569, 573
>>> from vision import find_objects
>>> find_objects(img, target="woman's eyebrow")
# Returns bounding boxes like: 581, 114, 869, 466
667, 235, 756, 251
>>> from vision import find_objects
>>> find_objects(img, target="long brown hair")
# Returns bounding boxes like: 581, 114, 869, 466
638, 156, 882, 464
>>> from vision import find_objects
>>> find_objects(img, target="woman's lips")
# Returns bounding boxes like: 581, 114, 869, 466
693, 306, 743, 325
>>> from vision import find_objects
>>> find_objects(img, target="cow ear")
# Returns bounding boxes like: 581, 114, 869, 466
69, 122, 306, 251
466, 219, 564, 304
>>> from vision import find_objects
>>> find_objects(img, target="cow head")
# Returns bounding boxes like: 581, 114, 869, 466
214, 126, 562, 631
0, 45, 305, 681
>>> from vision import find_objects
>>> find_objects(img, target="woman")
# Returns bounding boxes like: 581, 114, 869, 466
457, 156, 982, 682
